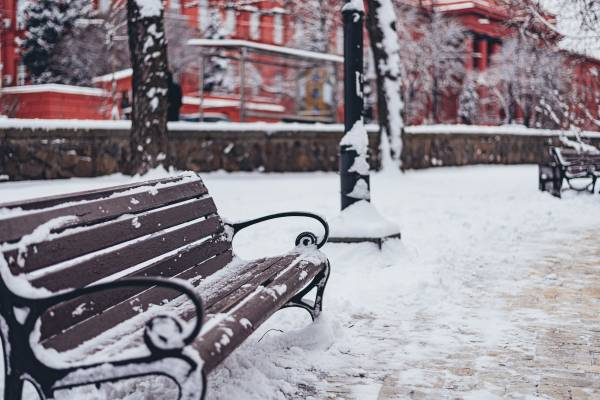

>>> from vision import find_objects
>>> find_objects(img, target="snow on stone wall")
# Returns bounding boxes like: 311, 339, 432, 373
1, 123, 599, 180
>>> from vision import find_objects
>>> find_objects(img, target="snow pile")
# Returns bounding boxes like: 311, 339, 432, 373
329, 200, 400, 239
1, 166, 600, 399
135, 0, 163, 18
559, 135, 600, 154
342, 0, 365, 12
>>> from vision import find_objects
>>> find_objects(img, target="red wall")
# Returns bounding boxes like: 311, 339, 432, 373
3, 91, 110, 119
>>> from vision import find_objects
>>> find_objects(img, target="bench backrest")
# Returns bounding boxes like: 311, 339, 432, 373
0, 174, 232, 350
552, 147, 600, 170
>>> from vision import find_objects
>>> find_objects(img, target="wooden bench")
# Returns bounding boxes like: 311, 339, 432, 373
0, 173, 330, 400
539, 147, 600, 197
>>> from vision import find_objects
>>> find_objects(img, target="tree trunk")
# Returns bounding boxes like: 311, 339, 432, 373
431, 75, 439, 123
126, 0, 170, 175
365, 0, 404, 166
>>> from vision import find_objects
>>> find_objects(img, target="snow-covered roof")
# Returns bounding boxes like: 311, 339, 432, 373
187, 39, 344, 63
0, 84, 108, 97
182, 96, 285, 112
92, 68, 134, 83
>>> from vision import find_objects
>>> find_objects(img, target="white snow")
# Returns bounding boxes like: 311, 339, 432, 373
0, 118, 380, 133
340, 119, 369, 156
342, 0, 365, 13
329, 200, 400, 239
1, 165, 600, 399
182, 96, 286, 112
92, 68, 133, 83
0, 84, 108, 97
187, 39, 344, 63
135, 0, 163, 18
405, 124, 600, 139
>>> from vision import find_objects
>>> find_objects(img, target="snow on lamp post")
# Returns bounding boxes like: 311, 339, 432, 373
329, 0, 401, 249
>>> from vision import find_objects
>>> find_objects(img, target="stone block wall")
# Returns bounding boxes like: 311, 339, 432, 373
2, 124, 600, 181
0, 126, 381, 180
402, 132, 600, 169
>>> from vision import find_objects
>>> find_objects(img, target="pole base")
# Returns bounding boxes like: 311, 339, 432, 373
327, 200, 401, 250
328, 233, 401, 249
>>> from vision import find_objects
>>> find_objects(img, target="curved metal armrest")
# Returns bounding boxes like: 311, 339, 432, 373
32, 277, 204, 348
227, 211, 329, 249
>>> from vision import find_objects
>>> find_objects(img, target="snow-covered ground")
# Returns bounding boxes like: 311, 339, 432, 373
1, 165, 599, 399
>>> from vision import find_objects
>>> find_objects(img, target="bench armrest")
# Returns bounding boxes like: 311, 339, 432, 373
32, 277, 204, 349
227, 212, 329, 249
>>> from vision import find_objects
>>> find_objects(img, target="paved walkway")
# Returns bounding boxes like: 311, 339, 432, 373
375, 231, 600, 399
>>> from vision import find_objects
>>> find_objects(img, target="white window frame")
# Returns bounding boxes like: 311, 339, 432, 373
273, 13, 283, 45
170, 0, 181, 12
16, 0, 28, 30
198, 0, 209, 32
336, 27, 344, 55
294, 19, 304, 45
225, 8, 236, 36
17, 64, 26, 86
250, 11, 260, 41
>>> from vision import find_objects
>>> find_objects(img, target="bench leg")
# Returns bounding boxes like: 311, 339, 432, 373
4, 373, 24, 400
282, 262, 331, 321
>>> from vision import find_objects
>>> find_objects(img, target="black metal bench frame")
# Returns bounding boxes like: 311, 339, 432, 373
0, 180, 330, 400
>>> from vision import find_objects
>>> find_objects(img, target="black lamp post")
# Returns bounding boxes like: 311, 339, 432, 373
340, 2, 370, 210
329, 0, 401, 249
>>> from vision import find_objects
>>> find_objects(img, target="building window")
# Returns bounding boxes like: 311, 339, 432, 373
294, 19, 304, 46
17, 64, 26, 86
274, 14, 283, 44
98, 0, 111, 13
170, 0, 181, 12
225, 8, 236, 36
198, 0, 209, 32
16, 0, 28, 30
250, 11, 260, 40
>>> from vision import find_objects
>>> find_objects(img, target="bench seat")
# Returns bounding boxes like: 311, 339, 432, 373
0, 174, 330, 400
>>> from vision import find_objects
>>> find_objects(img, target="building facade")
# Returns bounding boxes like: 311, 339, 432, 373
0, 0, 599, 130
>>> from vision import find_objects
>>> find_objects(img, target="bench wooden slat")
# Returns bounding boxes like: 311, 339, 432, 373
41, 254, 322, 364
30, 216, 223, 291
40, 253, 278, 353
39, 240, 232, 342
4, 197, 218, 273
194, 255, 298, 318
0, 176, 189, 211
196, 256, 324, 373
40, 255, 286, 352
0, 178, 208, 244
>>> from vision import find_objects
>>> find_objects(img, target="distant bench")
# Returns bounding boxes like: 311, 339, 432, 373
0, 174, 330, 400
539, 147, 600, 197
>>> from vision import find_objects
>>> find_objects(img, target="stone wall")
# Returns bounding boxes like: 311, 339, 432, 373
402, 130, 600, 169
0, 126, 381, 180
1, 124, 600, 180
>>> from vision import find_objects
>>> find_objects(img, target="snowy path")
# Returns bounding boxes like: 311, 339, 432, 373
1, 166, 599, 399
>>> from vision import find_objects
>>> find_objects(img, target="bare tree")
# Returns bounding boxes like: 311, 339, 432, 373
419, 13, 467, 123
52, 3, 129, 86
127, 0, 170, 175
366, 0, 405, 166
288, 0, 340, 52
482, 35, 569, 128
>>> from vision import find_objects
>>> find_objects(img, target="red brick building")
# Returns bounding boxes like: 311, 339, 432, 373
1, 0, 599, 129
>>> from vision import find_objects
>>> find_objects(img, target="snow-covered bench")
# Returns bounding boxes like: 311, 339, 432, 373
0, 174, 330, 400
539, 147, 600, 197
